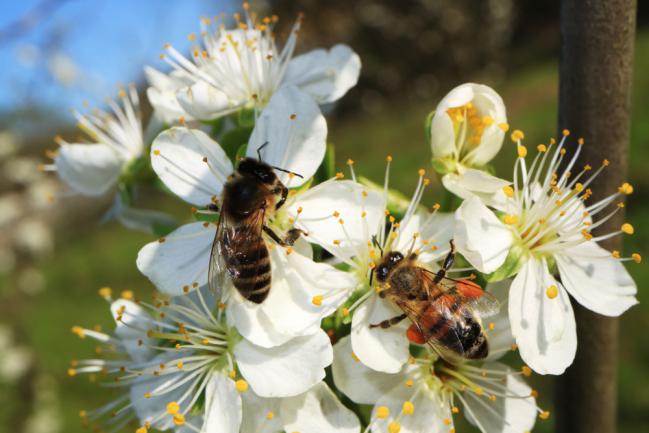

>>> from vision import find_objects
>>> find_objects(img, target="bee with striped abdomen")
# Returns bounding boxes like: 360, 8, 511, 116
209, 143, 305, 303
370, 240, 499, 360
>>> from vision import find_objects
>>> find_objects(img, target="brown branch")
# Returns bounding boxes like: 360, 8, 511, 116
555, 1, 637, 433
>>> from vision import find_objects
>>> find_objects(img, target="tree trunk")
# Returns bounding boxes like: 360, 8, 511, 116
556, 1, 636, 433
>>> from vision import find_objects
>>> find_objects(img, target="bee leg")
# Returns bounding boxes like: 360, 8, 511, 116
433, 240, 456, 284
369, 314, 407, 329
263, 226, 306, 247
206, 203, 219, 212
275, 186, 288, 210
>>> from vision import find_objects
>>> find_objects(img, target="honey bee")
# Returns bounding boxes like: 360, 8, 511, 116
370, 240, 499, 360
208, 143, 305, 303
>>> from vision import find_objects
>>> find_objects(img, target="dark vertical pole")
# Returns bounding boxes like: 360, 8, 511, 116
556, 1, 636, 433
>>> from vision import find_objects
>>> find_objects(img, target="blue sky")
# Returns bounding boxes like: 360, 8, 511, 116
0, 0, 235, 111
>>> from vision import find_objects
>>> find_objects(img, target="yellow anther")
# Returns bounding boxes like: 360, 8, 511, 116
285, 247, 294, 255
388, 421, 401, 433
539, 410, 551, 420
153, 149, 160, 156
578, 137, 585, 145
333, 239, 341, 246
575, 182, 584, 192
346, 158, 354, 166
522, 366, 533, 376
121, 290, 134, 300
362, 190, 369, 197
488, 322, 495, 331
537, 144, 547, 152
489, 394, 497, 401
228, 370, 237, 379
618, 182, 634, 195
350, 351, 360, 362
312, 295, 323, 306
562, 129, 570, 136
503, 214, 519, 225
266, 411, 274, 420
173, 413, 185, 426
501, 185, 514, 198
418, 168, 426, 176
582, 229, 593, 241
335, 172, 344, 179
235, 379, 249, 392
531, 389, 539, 398
136, 427, 148, 433
71, 326, 85, 338
98, 287, 112, 298
443, 418, 451, 426
405, 379, 414, 387
432, 203, 441, 210
560, 148, 567, 156
144, 392, 152, 399
632, 253, 641, 263
451, 406, 460, 414
67, 368, 77, 377
511, 129, 525, 141
341, 307, 350, 316
376, 406, 390, 419
79, 410, 87, 418
621, 223, 634, 235
474, 387, 484, 396
546, 285, 558, 299
517, 145, 528, 158
482, 115, 494, 125
612, 250, 621, 259
498, 122, 510, 132
402, 401, 414, 415
386, 155, 393, 162
176, 361, 184, 369
602, 159, 610, 167
166, 401, 180, 415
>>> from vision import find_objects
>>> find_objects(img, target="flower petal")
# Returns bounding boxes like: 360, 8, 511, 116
234, 329, 332, 398
395, 211, 455, 265
351, 294, 410, 373
371, 383, 449, 433
556, 241, 637, 316
508, 258, 577, 375
111, 300, 155, 363
284, 44, 361, 104
288, 179, 386, 265
463, 362, 537, 433
176, 80, 238, 121
442, 170, 511, 210
462, 84, 506, 166
280, 382, 361, 433
483, 280, 515, 362
247, 85, 327, 187
137, 222, 215, 296
151, 127, 233, 206
104, 194, 177, 234
54, 143, 124, 196
429, 109, 456, 159
454, 197, 513, 273
240, 392, 282, 433
144, 66, 193, 124
202, 373, 243, 433
332, 336, 404, 405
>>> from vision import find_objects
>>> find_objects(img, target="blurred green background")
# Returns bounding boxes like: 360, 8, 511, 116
0, 1, 647, 433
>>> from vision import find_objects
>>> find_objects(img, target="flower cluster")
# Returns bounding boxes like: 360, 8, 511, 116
57, 5, 639, 433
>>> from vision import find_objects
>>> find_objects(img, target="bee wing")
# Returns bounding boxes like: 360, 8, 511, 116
208, 214, 232, 299
396, 297, 466, 361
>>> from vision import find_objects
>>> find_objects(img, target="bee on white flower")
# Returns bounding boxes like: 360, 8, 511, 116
71, 287, 357, 433
139, 86, 356, 348
454, 129, 639, 374
428, 83, 511, 207
155, 3, 361, 121
285, 159, 458, 374
332, 282, 542, 433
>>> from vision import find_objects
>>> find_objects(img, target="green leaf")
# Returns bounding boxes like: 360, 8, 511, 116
237, 108, 256, 128
315, 143, 336, 184
220, 126, 254, 161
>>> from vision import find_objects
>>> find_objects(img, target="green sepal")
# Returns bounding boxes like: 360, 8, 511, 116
193, 211, 220, 223
237, 108, 256, 128
431, 156, 457, 175
424, 109, 435, 144
484, 243, 526, 282
151, 221, 179, 237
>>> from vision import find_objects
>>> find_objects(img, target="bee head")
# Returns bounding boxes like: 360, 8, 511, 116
375, 251, 404, 282
237, 158, 277, 184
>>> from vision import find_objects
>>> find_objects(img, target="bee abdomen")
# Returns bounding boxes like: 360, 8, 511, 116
226, 233, 272, 304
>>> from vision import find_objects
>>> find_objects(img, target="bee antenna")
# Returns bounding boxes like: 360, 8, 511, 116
369, 267, 374, 286
257, 141, 269, 160
371, 235, 384, 256
271, 166, 304, 179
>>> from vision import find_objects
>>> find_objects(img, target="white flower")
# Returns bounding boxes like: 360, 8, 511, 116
333, 282, 541, 433
454, 131, 639, 374
72, 287, 351, 433
287, 161, 455, 373
47, 85, 144, 197
158, 6, 361, 120
139, 86, 355, 348
144, 66, 194, 125
429, 83, 511, 207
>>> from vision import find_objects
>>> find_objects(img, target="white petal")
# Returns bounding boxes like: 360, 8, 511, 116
151, 127, 233, 206
137, 222, 215, 296
144, 66, 193, 124
442, 170, 511, 210
395, 211, 455, 264
247, 85, 327, 187
437, 83, 475, 109
351, 295, 410, 373
176, 81, 238, 121
429, 111, 456, 159
234, 329, 332, 398
556, 241, 637, 316
508, 258, 577, 375
202, 373, 243, 433
240, 392, 282, 433
463, 362, 536, 433
371, 384, 449, 433
280, 382, 361, 433
288, 179, 386, 265
483, 280, 515, 362
284, 45, 361, 104
332, 336, 404, 405
260, 247, 356, 338
54, 143, 124, 196
111, 300, 155, 363
462, 84, 506, 166
454, 197, 513, 273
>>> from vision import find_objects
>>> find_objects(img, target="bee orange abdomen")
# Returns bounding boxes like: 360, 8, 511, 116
406, 324, 427, 344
